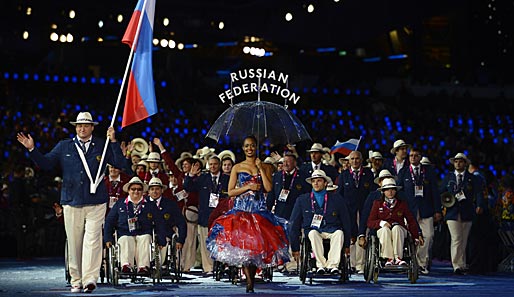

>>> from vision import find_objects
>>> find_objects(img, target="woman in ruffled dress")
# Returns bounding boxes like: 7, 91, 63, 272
206, 135, 289, 293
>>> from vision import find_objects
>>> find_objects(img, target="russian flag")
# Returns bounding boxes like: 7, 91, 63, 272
121, 0, 157, 128
330, 138, 361, 155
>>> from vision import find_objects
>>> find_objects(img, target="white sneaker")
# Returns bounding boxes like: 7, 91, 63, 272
419, 266, 430, 274
70, 286, 81, 293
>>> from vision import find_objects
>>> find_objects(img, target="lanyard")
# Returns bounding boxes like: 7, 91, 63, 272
74, 140, 104, 194
109, 179, 123, 197
310, 192, 328, 215
281, 169, 297, 190
125, 197, 145, 217
409, 165, 424, 186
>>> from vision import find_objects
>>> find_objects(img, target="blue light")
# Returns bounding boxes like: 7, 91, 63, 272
63, 76, 69, 82
23, 73, 29, 80
316, 47, 336, 53
345, 89, 351, 95
318, 110, 324, 116
160, 81, 166, 87
440, 140, 445, 147
109, 78, 115, 84
3, 72, 8, 79
13, 73, 19, 80
146, 127, 151, 133
142, 131, 147, 138
118, 79, 123, 85
37, 103, 43, 109
216, 41, 238, 47
175, 119, 180, 124
387, 54, 408, 60
174, 128, 179, 134
311, 88, 317, 94
322, 88, 328, 94
81, 77, 87, 83
504, 137, 509, 144
72, 76, 77, 83
53, 75, 59, 82
309, 109, 315, 116
45, 74, 51, 81
146, 117, 152, 123
184, 128, 189, 134
184, 44, 196, 49
303, 87, 309, 93
493, 138, 498, 144
363, 57, 381, 62
33, 74, 39, 81
337, 110, 342, 116
201, 129, 206, 134
449, 119, 453, 128
99, 77, 105, 84
406, 126, 412, 132
75, 105, 81, 111
90, 77, 96, 84
355, 89, 361, 95
224, 83, 229, 90
334, 88, 340, 95
97, 115, 103, 121
364, 89, 370, 95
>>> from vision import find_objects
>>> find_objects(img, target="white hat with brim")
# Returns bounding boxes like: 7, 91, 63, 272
144, 152, 164, 163
122, 176, 149, 193
148, 177, 168, 191
338, 155, 351, 166
305, 169, 333, 184
183, 205, 199, 223
420, 156, 431, 165
175, 152, 193, 169
70, 112, 99, 126
218, 150, 236, 163
449, 153, 469, 165
390, 139, 411, 154
307, 143, 325, 153
378, 177, 402, 191
327, 182, 338, 191
132, 160, 149, 172
374, 169, 395, 185
367, 151, 383, 163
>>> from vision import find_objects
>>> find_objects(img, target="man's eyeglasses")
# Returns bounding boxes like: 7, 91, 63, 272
129, 187, 143, 192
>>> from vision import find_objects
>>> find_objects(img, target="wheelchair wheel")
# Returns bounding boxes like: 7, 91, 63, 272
151, 242, 161, 284
365, 235, 379, 283
339, 254, 350, 283
299, 237, 308, 284
108, 246, 119, 286
407, 239, 419, 284
262, 265, 273, 282
214, 261, 223, 281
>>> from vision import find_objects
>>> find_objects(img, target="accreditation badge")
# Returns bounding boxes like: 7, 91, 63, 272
209, 193, 219, 208
415, 186, 424, 197
176, 189, 188, 201
311, 214, 323, 228
278, 189, 290, 202
128, 217, 137, 232
455, 191, 467, 201
109, 196, 118, 209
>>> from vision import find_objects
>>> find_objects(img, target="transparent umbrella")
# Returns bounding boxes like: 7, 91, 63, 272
205, 100, 311, 147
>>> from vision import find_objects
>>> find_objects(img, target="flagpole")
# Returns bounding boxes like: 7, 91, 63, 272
92, 0, 149, 193
356, 136, 362, 151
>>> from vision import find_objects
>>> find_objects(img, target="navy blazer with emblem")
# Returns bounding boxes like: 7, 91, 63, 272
183, 172, 229, 227
104, 196, 167, 247
299, 162, 339, 189
151, 196, 187, 244
337, 167, 374, 237
266, 168, 310, 220
440, 171, 485, 222
29, 136, 125, 206
289, 191, 352, 252
397, 164, 441, 219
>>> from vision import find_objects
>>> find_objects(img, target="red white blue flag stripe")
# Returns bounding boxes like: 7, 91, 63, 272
121, 0, 157, 128
330, 138, 361, 155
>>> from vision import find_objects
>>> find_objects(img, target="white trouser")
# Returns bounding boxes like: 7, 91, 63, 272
308, 229, 344, 269
377, 225, 407, 260
118, 234, 152, 268
350, 211, 365, 271
181, 221, 197, 271
446, 214, 472, 271
198, 226, 213, 272
416, 215, 434, 267
63, 203, 106, 288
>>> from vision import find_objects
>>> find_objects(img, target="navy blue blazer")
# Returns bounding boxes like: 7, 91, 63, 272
104, 196, 167, 247
337, 167, 374, 237
440, 171, 485, 222
29, 136, 125, 206
267, 169, 310, 220
397, 165, 441, 219
152, 196, 187, 244
289, 191, 352, 252
382, 158, 409, 177
183, 173, 229, 227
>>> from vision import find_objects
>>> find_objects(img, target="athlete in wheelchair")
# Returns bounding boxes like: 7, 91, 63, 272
365, 178, 424, 283
289, 170, 352, 284
104, 176, 167, 285
147, 177, 187, 282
